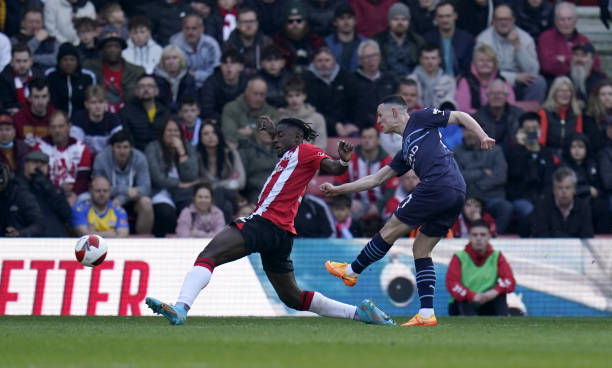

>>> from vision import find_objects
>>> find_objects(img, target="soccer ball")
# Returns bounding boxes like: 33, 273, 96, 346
75, 234, 108, 267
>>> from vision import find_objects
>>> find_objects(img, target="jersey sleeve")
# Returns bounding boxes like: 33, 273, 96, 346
387, 151, 410, 176
299, 143, 330, 170
71, 201, 90, 227
411, 108, 451, 129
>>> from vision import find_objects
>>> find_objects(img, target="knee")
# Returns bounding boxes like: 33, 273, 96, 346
137, 196, 153, 211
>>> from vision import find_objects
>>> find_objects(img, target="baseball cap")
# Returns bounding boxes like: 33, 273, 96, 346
24, 150, 49, 163
98, 28, 127, 50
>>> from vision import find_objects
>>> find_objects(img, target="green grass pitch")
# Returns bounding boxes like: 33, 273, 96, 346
1, 316, 611, 368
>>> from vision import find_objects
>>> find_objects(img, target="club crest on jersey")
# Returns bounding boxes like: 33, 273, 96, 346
432, 108, 444, 115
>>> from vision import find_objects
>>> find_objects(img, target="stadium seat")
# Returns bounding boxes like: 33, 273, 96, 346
515, 100, 541, 112
307, 175, 335, 197
325, 137, 361, 158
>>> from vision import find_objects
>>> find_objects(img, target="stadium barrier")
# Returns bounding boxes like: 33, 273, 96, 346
1, 238, 611, 317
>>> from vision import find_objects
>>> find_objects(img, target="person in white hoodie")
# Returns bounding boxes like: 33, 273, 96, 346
43, 0, 96, 45
122, 15, 162, 75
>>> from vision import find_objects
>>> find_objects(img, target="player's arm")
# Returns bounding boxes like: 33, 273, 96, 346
319, 140, 355, 175
320, 165, 398, 196
448, 111, 496, 150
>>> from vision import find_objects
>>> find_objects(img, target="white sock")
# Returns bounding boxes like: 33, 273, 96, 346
419, 308, 435, 318
308, 292, 357, 319
345, 264, 357, 277
176, 266, 212, 309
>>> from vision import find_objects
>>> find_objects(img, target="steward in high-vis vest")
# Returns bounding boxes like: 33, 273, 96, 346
445, 219, 516, 316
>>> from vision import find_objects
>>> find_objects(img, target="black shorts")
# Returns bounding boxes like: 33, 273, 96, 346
232, 215, 295, 274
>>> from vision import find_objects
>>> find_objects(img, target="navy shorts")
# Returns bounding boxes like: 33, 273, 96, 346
394, 185, 465, 237
232, 215, 295, 274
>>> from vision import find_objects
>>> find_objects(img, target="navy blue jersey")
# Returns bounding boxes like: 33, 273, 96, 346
388, 108, 466, 192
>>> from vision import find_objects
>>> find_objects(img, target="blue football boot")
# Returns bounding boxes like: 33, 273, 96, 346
357, 299, 396, 326
146, 297, 187, 325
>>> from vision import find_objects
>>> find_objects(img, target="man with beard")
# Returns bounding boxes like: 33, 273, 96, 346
225, 6, 272, 75
0, 44, 44, 114
569, 43, 608, 104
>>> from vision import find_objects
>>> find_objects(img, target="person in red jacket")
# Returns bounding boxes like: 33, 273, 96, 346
446, 218, 515, 316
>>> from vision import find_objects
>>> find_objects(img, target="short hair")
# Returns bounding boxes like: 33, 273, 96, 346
85, 85, 107, 101
419, 43, 440, 57
469, 218, 491, 232
519, 111, 541, 127
136, 73, 155, 84
330, 194, 352, 209
555, 1, 576, 18
473, 44, 499, 70
487, 78, 508, 94
90, 175, 111, 187
312, 46, 334, 60
379, 95, 408, 108
74, 17, 97, 32
12, 43, 31, 57
100, 3, 123, 21
357, 39, 380, 57
283, 75, 306, 96
22, 6, 43, 21
128, 14, 152, 31
278, 118, 318, 142
361, 125, 380, 137
494, 4, 514, 18
261, 44, 284, 61
398, 77, 418, 89
193, 182, 214, 198
221, 47, 244, 64
237, 6, 257, 19
435, 0, 456, 14
552, 166, 577, 185
28, 78, 48, 92
247, 75, 267, 88
49, 110, 69, 125
179, 96, 200, 109
183, 13, 204, 27
109, 130, 134, 146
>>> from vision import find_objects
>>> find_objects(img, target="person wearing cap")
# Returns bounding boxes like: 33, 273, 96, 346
303, 0, 344, 38
225, 6, 273, 76
569, 43, 608, 104
17, 149, 73, 237
45, 42, 96, 118
349, 0, 397, 38
0, 44, 44, 114
10, 7, 60, 70
0, 162, 44, 237
0, 114, 29, 174
43, 0, 96, 45
538, 2, 601, 79
373, 2, 425, 77
324, 3, 366, 73
84, 29, 146, 113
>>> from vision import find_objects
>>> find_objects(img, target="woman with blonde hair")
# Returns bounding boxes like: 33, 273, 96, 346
584, 80, 612, 154
537, 76, 584, 155
154, 45, 197, 112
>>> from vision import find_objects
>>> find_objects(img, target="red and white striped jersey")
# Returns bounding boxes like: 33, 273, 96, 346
253, 143, 329, 234
35, 137, 91, 186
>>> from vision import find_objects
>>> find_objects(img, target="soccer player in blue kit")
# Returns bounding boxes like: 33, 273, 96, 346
321, 95, 495, 327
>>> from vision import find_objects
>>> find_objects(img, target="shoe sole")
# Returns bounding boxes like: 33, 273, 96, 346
400, 319, 438, 327
146, 297, 184, 325
324, 261, 357, 287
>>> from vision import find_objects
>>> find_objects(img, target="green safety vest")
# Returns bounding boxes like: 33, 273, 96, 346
450, 250, 499, 302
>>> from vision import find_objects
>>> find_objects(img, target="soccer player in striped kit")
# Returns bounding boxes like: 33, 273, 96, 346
146, 116, 394, 326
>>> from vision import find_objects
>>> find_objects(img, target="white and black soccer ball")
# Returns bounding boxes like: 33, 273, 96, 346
75, 234, 108, 267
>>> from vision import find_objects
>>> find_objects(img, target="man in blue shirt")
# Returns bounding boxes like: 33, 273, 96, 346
321, 95, 494, 327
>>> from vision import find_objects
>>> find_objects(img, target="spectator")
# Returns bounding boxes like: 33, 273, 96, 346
373, 2, 424, 77
456, 0, 494, 38
303, 0, 342, 38
221, 75, 277, 146
513, 0, 554, 42
93, 130, 154, 235
474, 79, 523, 151
148, 0, 194, 46
456, 44, 516, 114
238, 121, 278, 203
196, 120, 245, 221
273, 0, 325, 73
244, 0, 288, 37
454, 127, 513, 234
349, 0, 396, 38
0, 162, 44, 237
383, 169, 420, 219
201, 47, 247, 121
45, 42, 95, 117
217, 0, 239, 41
334, 126, 396, 218
561, 134, 609, 233
0, 0, 38, 38
11, 7, 60, 70
294, 193, 335, 238
0, 114, 29, 173
0, 32, 10, 72
176, 182, 226, 237
506, 112, 558, 237
598, 117, 612, 224
225, 6, 272, 75
569, 43, 608, 105
0, 44, 43, 114
352, 39, 397, 130
178, 96, 203, 146
408, 44, 456, 109
34, 110, 92, 205
146, 117, 201, 237
476, 4, 546, 102
84, 29, 146, 113
120, 74, 171, 151
122, 15, 162, 75
170, 14, 222, 89
585, 80, 612, 154
189, 0, 224, 44
18, 150, 72, 237
153, 45, 197, 113
70, 85, 123, 155
72, 175, 129, 237
446, 219, 515, 316
302, 47, 355, 137
537, 76, 583, 156
330, 194, 362, 238
407, 0, 437, 36
532, 166, 594, 238
324, 3, 365, 73
278, 75, 327, 150
451, 197, 498, 238
43, 0, 96, 45
13, 78, 55, 144
73, 17, 99, 63
99, 2, 128, 41
256, 44, 292, 109
424, 0, 475, 78
537, 2, 600, 80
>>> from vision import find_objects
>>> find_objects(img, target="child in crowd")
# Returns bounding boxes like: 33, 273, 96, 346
178, 97, 203, 146
257, 45, 293, 108
175, 183, 226, 238
451, 197, 498, 238
122, 15, 162, 74
330, 194, 361, 239
100, 3, 129, 40
74, 17, 99, 62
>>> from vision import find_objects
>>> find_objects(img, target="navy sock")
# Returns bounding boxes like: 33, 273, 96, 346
351, 233, 393, 274
415, 257, 435, 309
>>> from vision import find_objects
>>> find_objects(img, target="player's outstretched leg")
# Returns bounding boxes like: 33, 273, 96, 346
266, 271, 395, 325
146, 226, 248, 325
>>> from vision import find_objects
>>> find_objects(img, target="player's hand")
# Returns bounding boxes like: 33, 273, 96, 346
320, 182, 341, 197
257, 115, 275, 133
481, 136, 496, 151
338, 140, 354, 162
472, 293, 487, 305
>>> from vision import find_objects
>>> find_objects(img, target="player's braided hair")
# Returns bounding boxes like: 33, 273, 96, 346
278, 118, 318, 142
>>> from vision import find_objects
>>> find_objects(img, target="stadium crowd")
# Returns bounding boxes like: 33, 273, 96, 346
0, 0, 611, 239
